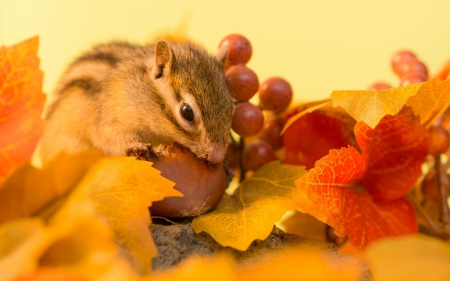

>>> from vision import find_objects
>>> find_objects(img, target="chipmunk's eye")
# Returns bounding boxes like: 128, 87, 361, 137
180, 103, 194, 122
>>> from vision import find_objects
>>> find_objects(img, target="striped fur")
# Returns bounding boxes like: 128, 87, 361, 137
40, 40, 234, 164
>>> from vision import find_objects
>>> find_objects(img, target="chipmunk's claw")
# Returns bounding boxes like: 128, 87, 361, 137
125, 143, 159, 161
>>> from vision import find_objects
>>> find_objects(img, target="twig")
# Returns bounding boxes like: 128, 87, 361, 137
435, 156, 450, 235
239, 135, 246, 182
407, 193, 443, 236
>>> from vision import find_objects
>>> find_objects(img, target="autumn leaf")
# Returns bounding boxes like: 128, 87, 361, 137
153, 244, 362, 281
191, 161, 307, 251
295, 108, 426, 250
0, 37, 46, 187
357, 108, 429, 201
51, 157, 182, 275
152, 255, 236, 281
0, 216, 139, 281
0, 150, 103, 223
405, 78, 450, 127
280, 99, 331, 135
364, 235, 450, 281
0, 151, 182, 280
283, 105, 357, 169
331, 78, 450, 128
434, 59, 450, 80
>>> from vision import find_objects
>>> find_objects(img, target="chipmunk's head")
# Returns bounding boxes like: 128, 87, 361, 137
148, 40, 234, 164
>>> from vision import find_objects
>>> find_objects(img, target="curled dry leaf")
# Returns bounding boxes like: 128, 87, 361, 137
191, 161, 307, 251
331, 78, 450, 128
295, 108, 427, 250
0, 37, 46, 187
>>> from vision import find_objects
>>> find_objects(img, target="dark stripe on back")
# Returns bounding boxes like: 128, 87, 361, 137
60, 77, 102, 96
78, 52, 119, 67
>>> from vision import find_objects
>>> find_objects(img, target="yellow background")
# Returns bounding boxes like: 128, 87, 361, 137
1, 0, 449, 102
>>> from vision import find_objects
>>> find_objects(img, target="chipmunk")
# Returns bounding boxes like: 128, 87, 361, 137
39, 39, 235, 165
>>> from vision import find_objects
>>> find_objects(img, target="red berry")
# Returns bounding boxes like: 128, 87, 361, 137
428, 126, 450, 156
258, 117, 284, 149
225, 64, 259, 102
258, 77, 293, 113
396, 58, 428, 77
219, 34, 252, 69
232, 102, 264, 137
242, 140, 276, 171
367, 82, 391, 91
392, 50, 416, 75
399, 72, 427, 86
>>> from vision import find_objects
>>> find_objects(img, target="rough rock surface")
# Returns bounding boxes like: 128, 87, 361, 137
150, 221, 372, 280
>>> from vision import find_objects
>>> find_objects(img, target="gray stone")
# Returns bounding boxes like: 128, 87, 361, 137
150, 222, 372, 280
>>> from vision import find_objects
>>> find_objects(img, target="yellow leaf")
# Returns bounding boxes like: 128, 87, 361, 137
52, 157, 182, 275
364, 234, 450, 281
236, 245, 361, 281
331, 83, 421, 128
0, 216, 139, 281
331, 78, 450, 128
152, 255, 235, 281
191, 161, 307, 251
153, 244, 362, 281
1, 155, 180, 280
0, 150, 103, 223
405, 78, 450, 127
0, 218, 47, 281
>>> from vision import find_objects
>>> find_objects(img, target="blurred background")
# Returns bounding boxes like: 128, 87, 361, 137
1, 0, 449, 102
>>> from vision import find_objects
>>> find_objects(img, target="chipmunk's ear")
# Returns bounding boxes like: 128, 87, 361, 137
214, 41, 229, 64
153, 40, 173, 79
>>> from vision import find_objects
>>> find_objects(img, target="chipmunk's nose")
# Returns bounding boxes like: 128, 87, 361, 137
207, 145, 227, 165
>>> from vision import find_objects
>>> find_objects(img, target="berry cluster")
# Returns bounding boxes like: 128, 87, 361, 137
368, 50, 429, 90
218, 34, 293, 173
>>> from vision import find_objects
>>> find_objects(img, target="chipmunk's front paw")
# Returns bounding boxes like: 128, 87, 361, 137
125, 143, 159, 161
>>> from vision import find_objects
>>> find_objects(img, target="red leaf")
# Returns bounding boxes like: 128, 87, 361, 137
0, 37, 45, 187
295, 108, 424, 250
284, 107, 357, 169
295, 146, 417, 250
357, 108, 428, 201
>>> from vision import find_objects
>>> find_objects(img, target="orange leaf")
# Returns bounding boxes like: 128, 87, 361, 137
295, 147, 417, 251
357, 108, 428, 201
0, 37, 46, 187
295, 108, 425, 250
331, 78, 450, 129
284, 106, 356, 169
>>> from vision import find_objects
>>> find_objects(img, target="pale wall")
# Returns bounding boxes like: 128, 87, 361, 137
1, 0, 449, 101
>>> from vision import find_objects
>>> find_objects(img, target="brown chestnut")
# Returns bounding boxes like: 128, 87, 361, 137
149, 144, 227, 218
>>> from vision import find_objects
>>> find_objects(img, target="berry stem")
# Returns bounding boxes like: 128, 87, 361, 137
434, 155, 450, 234
239, 135, 247, 182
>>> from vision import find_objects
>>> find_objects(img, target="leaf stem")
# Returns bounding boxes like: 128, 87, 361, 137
434, 155, 450, 237
407, 193, 443, 236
